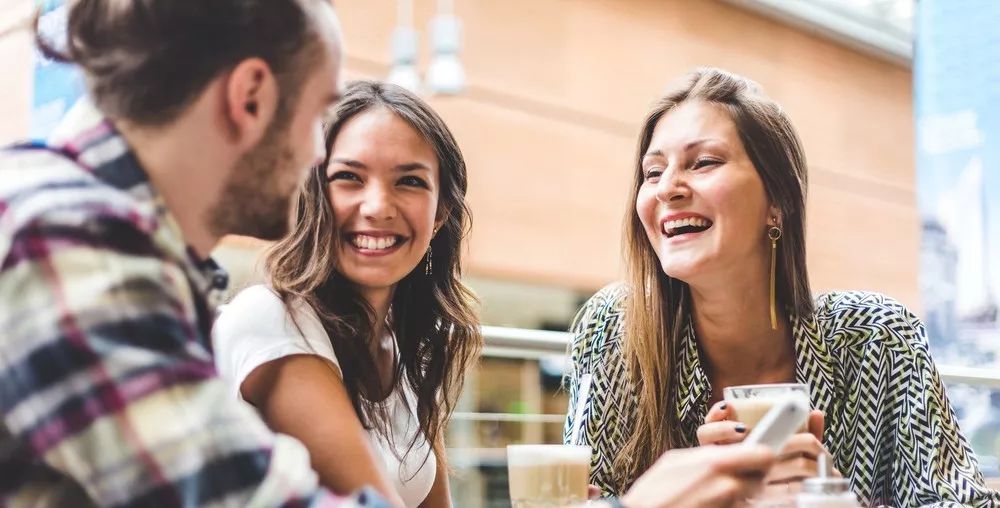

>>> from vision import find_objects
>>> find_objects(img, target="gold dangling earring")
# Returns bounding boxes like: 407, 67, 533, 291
768, 225, 782, 330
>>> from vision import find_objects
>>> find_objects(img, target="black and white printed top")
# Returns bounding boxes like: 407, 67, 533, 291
563, 284, 999, 507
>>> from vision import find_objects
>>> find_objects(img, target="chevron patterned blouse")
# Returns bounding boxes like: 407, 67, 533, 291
563, 284, 999, 507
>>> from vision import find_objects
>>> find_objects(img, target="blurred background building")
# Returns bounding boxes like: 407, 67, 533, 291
5, 0, 999, 504
914, 0, 1000, 481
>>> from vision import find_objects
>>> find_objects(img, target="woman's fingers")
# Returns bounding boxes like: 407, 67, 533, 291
807, 410, 825, 441
588, 484, 601, 499
697, 421, 749, 445
704, 400, 734, 423
699, 401, 745, 445
778, 433, 825, 460
765, 433, 828, 484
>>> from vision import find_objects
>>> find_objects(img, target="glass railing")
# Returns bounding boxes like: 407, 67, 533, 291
448, 326, 1000, 504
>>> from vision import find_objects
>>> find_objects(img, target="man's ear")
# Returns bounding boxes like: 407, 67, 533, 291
224, 58, 279, 149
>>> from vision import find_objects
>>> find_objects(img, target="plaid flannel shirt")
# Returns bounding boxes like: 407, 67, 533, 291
0, 99, 388, 508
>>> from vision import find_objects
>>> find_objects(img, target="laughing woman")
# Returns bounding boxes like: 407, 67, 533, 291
563, 68, 999, 507
213, 81, 481, 507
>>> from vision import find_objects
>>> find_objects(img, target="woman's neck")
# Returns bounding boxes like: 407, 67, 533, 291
689, 267, 796, 389
354, 285, 398, 392
360, 286, 394, 338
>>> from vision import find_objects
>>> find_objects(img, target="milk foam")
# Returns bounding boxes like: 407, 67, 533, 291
507, 445, 591, 466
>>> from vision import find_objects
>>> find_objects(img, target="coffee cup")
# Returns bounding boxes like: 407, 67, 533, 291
723, 383, 811, 433
507, 444, 591, 508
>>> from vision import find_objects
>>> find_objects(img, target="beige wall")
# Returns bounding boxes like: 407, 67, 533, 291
0, 0, 34, 144
339, 0, 919, 308
0, 0, 919, 308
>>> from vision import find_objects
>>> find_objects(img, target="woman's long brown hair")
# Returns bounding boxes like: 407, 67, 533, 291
264, 81, 482, 467
615, 68, 814, 490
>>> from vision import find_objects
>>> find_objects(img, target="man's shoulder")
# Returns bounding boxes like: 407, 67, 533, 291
0, 147, 160, 263
0, 146, 89, 198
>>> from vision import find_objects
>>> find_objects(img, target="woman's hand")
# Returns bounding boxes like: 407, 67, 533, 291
697, 403, 837, 487
618, 445, 776, 508
588, 484, 602, 499
697, 401, 747, 445
762, 411, 831, 483
762, 432, 826, 483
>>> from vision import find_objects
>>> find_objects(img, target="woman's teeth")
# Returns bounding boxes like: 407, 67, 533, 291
663, 217, 713, 238
351, 235, 399, 250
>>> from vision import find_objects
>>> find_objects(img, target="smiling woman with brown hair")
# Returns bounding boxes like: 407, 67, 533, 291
214, 81, 481, 507
563, 67, 998, 507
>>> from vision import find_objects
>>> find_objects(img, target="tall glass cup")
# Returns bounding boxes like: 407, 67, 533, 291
507, 444, 591, 508
723, 383, 810, 432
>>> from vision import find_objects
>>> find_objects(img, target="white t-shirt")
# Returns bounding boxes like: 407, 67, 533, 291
212, 285, 436, 507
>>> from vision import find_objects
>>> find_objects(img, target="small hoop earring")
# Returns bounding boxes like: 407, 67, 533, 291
768, 226, 782, 242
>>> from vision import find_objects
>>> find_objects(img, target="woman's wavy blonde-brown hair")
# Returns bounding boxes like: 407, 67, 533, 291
264, 80, 482, 465
615, 67, 814, 490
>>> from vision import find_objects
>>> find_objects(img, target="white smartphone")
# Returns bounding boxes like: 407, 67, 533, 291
742, 396, 810, 452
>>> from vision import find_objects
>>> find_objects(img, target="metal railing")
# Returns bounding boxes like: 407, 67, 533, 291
480, 325, 572, 360
480, 326, 1000, 389
450, 326, 1000, 485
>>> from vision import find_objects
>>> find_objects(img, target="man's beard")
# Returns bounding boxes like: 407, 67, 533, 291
208, 117, 301, 242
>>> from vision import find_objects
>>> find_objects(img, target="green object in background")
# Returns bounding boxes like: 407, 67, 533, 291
507, 400, 528, 414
